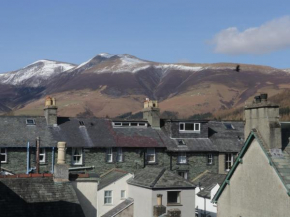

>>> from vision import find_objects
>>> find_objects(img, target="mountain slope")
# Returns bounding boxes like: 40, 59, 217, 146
0, 53, 289, 118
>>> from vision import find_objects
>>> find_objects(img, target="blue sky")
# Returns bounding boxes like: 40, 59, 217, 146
0, 0, 289, 72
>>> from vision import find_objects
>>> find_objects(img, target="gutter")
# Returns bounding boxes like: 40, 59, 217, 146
69, 166, 95, 171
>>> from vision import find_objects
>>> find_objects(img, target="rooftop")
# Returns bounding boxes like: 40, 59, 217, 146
127, 167, 195, 189
98, 168, 129, 190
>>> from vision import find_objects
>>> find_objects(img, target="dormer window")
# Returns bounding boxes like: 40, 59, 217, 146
179, 123, 200, 132
26, 119, 35, 125
112, 122, 147, 128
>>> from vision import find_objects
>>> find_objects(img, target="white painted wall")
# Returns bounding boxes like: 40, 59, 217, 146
97, 173, 133, 217
128, 184, 195, 217
195, 184, 219, 217
72, 181, 98, 217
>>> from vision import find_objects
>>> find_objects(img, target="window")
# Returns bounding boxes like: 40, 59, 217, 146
104, 190, 112, 204
178, 171, 188, 179
79, 121, 85, 126
117, 148, 123, 162
107, 148, 113, 163
177, 152, 187, 164
207, 154, 213, 165
112, 122, 147, 128
26, 119, 35, 125
177, 139, 186, 145
167, 191, 181, 204
147, 148, 155, 163
224, 123, 235, 130
225, 154, 233, 171
121, 190, 126, 199
72, 148, 83, 165
179, 123, 200, 132
39, 148, 46, 163
0, 148, 7, 163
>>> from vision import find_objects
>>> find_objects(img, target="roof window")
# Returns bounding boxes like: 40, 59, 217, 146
79, 121, 85, 126
224, 123, 235, 130
26, 119, 35, 125
177, 139, 186, 145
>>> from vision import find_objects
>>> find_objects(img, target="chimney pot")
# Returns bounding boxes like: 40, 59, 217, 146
260, 93, 268, 102
157, 194, 163, 206
57, 142, 66, 164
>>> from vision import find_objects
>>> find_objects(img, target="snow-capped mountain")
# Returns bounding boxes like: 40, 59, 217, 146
0, 60, 76, 87
0, 52, 289, 118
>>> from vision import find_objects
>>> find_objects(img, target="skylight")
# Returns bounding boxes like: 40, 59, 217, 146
177, 139, 186, 145
79, 121, 85, 126
224, 123, 235, 130
26, 119, 35, 125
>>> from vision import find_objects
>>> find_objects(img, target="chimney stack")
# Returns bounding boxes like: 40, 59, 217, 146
54, 142, 69, 182
153, 194, 166, 217
244, 93, 281, 149
44, 96, 58, 126
167, 209, 181, 217
143, 98, 160, 128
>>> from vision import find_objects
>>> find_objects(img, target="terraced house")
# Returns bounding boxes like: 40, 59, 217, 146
0, 97, 244, 180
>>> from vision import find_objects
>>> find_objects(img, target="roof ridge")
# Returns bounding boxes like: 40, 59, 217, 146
191, 170, 210, 183
150, 168, 166, 188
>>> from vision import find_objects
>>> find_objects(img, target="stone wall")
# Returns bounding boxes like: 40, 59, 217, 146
3, 147, 219, 179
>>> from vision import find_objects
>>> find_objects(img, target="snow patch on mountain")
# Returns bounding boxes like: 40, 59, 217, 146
0, 60, 75, 86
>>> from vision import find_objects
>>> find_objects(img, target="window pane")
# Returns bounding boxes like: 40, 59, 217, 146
131, 123, 138, 126
105, 191, 111, 196
195, 123, 200, 131
122, 123, 129, 126
0, 155, 5, 162
179, 123, 184, 130
147, 155, 155, 162
147, 148, 154, 155
167, 191, 180, 204
185, 123, 194, 131
121, 190, 125, 198
0, 149, 5, 154
39, 155, 44, 162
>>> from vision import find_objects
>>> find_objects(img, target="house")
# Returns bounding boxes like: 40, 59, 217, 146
0, 174, 85, 217
212, 94, 290, 217
127, 167, 195, 217
0, 97, 244, 181
97, 169, 133, 217
192, 171, 226, 217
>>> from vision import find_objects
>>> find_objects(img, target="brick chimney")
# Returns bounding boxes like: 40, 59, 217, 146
54, 142, 69, 182
44, 96, 58, 126
143, 98, 160, 128
244, 93, 281, 149
153, 194, 166, 217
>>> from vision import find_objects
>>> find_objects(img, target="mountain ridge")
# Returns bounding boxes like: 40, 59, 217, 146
0, 53, 289, 118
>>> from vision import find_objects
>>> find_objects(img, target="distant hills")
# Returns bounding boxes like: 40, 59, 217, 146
1, 53, 290, 119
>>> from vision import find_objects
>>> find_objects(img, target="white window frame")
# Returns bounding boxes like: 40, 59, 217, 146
177, 152, 187, 164
107, 148, 113, 163
225, 153, 233, 171
39, 148, 46, 163
147, 148, 156, 163
117, 148, 123, 162
104, 190, 113, 205
0, 148, 7, 163
207, 153, 213, 165
179, 122, 200, 133
121, 190, 126, 199
72, 148, 83, 165
112, 122, 148, 128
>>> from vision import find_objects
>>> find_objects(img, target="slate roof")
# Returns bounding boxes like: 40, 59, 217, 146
191, 171, 226, 199
0, 116, 56, 147
165, 138, 218, 152
98, 169, 129, 190
0, 177, 85, 217
127, 167, 195, 189
101, 197, 134, 217
213, 129, 290, 203
208, 121, 244, 152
